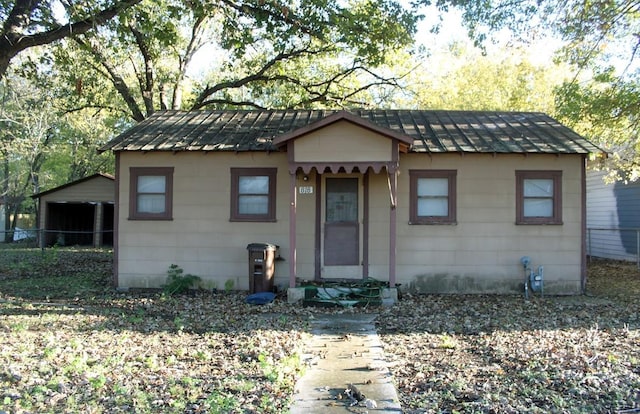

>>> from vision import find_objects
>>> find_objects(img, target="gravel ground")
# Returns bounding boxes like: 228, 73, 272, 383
0, 249, 638, 413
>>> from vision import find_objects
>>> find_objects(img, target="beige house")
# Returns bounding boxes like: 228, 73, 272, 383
32, 173, 115, 248
100, 110, 602, 297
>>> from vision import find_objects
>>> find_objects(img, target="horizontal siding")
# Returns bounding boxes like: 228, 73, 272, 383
294, 121, 392, 163
586, 169, 640, 260
39, 177, 114, 203
117, 152, 292, 290
395, 153, 583, 294
117, 151, 585, 294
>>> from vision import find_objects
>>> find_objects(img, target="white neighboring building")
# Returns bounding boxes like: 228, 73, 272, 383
586, 169, 640, 261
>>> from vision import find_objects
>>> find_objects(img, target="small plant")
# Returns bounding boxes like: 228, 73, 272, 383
163, 264, 201, 295
437, 334, 457, 349
224, 278, 235, 292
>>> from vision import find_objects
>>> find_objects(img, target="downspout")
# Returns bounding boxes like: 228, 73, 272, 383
581, 154, 587, 293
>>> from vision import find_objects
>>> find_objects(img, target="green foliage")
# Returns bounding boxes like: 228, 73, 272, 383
413, 0, 640, 179
42, 0, 419, 119
555, 69, 640, 181
0, 0, 143, 80
224, 279, 234, 292
398, 45, 569, 113
163, 264, 201, 295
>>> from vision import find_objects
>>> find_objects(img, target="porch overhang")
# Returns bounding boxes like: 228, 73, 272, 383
278, 111, 408, 292
272, 110, 414, 150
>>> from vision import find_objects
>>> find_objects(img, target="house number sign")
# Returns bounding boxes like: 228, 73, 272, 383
299, 186, 314, 194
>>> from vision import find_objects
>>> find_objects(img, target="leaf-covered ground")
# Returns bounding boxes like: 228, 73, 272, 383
0, 248, 639, 413
377, 264, 640, 413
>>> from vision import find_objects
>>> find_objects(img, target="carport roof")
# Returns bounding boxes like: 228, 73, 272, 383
100, 109, 603, 155
31, 173, 115, 199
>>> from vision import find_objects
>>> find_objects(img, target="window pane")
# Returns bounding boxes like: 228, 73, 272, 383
524, 179, 552, 197
138, 194, 166, 213
239, 195, 269, 214
138, 176, 166, 193
524, 199, 552, 217
418, 178, 448, 196
418, 198, 448, 216
239, 176, 269, 195
326, 178, 358, 222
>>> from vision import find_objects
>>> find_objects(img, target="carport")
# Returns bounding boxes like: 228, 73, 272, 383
32, 173, 115, 248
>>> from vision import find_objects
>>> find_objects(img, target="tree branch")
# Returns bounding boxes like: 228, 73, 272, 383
73, 37, 145, 122
190, 46, 330, 109
0, 0, 143, 79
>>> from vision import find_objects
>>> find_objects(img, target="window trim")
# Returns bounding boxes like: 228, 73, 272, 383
129, 167, 174, 220
409, 169, 457, 224
515, 170, 562, 225
230, 167, 277, 222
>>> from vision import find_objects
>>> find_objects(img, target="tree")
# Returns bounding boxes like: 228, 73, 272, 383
0, 71, 114, 240
417, 0, 640, 179
0, 75, 58, 238
42, 0, 418, 122
0, 0, 144, 80
384, 43, 572, 113
556, 70, 640, 182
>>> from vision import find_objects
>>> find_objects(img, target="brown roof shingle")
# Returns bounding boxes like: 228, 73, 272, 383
100, 109, 602, 155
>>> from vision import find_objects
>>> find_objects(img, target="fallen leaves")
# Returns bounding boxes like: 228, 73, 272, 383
1, 249, 639, 413
377, 260, 640, 413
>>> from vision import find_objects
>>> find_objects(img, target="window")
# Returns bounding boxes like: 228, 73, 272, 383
410, 170, 457, 224
129, 167, 174, 220
516, 170, 562, 225
230, 168, 277, 222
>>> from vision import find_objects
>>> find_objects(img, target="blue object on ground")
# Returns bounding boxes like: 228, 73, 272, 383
246, 292, 276, 305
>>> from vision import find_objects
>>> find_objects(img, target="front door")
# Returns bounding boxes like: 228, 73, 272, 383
322, 177, 361, 278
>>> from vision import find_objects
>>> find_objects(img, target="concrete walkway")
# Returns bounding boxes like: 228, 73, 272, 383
290, 313, 402, 413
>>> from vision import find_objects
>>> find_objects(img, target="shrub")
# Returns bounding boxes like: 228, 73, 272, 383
163, 264, 201, 295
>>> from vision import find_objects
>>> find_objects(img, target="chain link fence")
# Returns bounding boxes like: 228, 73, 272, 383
0, 228, 113, 248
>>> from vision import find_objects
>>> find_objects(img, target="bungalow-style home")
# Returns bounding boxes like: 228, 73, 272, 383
99, 110, 602, 299
32, 173, 115, 248
586, 169, 640, 262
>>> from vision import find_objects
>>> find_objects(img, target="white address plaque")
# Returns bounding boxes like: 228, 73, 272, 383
299, 186, 314, 194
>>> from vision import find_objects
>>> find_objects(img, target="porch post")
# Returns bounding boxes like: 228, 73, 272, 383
94, 202, 103, 248
389, 164, 397, 287
289, 170, 297, 288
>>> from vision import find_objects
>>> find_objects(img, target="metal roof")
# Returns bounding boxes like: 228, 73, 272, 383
100, 110, 602, 155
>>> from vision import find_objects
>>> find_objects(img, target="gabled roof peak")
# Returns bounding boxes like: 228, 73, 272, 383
272, 109, 414, 148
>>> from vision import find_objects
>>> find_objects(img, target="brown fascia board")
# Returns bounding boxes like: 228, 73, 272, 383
272, 110, 414, 148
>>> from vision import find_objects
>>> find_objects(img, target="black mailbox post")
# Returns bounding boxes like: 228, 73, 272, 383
247, 243, 278, 293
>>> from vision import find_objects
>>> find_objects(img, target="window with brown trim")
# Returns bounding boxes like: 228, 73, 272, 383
129, 167, 174, 220
516, 170, 562, 225
230, 168, 277, 222
409, 170, 457, 224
